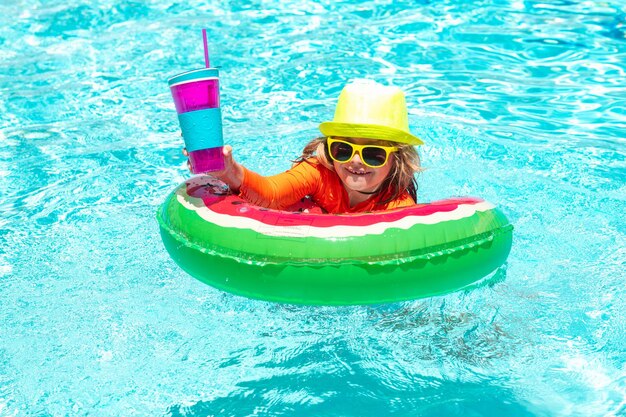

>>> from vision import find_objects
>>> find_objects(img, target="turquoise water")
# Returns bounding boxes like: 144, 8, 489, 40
1, 0, 625, 415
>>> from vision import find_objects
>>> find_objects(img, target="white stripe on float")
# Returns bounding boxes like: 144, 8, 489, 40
176, 189, 495, 238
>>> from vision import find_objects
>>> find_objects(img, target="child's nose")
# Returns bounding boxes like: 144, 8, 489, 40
351, 151, 364, 164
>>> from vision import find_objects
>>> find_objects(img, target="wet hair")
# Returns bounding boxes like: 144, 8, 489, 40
296, 136, 422, 203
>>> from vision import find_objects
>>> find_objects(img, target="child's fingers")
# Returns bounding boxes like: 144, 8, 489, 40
222, 145, 235, 166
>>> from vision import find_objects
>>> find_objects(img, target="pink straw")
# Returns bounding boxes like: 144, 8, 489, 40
202, 29, 210, 68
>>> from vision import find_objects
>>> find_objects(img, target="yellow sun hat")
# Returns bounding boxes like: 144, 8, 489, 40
319, 79, 423, 145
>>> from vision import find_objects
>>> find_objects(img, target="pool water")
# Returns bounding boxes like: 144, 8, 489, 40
1, 0, 625, 416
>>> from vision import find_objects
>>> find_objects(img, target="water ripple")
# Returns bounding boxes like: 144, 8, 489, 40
1, 0, 626, 416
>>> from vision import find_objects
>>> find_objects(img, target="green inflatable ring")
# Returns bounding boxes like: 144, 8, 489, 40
157, 176, 513, 305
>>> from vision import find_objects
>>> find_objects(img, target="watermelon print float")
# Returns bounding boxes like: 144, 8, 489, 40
157, 176, 514, 305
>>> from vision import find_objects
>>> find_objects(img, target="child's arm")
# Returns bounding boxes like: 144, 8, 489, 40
238, 162, 321, 209
184, 146, 321, 210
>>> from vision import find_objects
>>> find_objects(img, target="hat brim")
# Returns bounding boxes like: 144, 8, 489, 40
319, 122, 424, 145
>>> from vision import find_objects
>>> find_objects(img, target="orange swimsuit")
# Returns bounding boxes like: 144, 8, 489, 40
239, 158, 415, 214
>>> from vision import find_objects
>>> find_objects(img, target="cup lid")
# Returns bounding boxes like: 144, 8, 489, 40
168, 68, 219, 87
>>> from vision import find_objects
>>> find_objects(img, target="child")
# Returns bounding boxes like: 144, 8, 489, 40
186, 79, 424, 214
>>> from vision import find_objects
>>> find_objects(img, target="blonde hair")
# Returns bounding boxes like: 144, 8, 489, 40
297, 137, 422, 203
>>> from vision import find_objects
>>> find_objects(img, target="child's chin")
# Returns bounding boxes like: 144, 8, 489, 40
346, 180, 373, 192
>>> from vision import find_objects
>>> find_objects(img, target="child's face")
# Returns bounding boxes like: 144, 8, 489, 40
331, 137, 394, 194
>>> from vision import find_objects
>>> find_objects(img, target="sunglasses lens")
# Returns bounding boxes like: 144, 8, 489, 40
362, 147, 387, 167
330, 141, 353, 162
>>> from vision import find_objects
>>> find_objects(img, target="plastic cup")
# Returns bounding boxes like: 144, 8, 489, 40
168, 68, 224, 173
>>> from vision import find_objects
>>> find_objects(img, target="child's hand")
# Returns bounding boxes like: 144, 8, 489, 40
182, 145, 243, 191
182, 148, 192, 173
